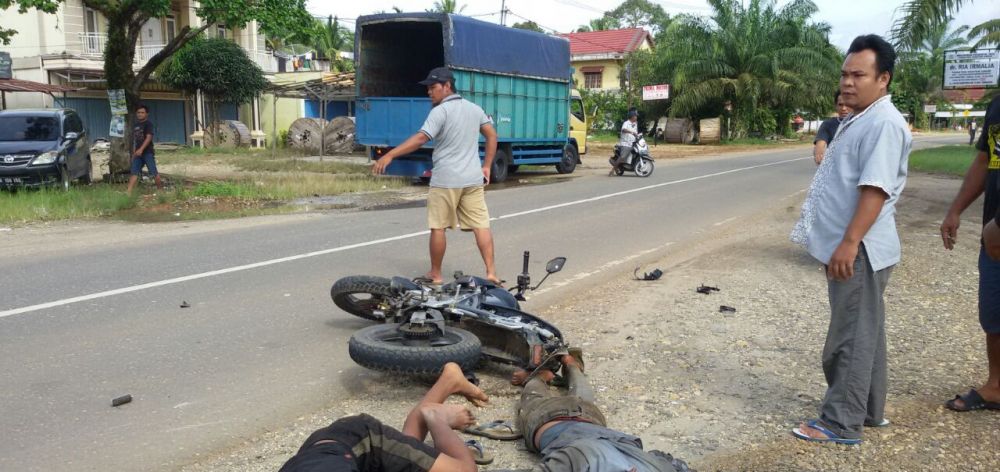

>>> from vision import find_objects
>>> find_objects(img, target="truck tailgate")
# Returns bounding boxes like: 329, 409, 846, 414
355, 97, 433, 147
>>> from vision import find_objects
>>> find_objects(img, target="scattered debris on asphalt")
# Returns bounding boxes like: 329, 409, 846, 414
696, 284, 720, 294
180, 301, 191, 308
111, 394, 132, 407
719, 305, 737, 313
634, 267, 664, 281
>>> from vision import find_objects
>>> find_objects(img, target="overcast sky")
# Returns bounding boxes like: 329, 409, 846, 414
307, 0, 996, 51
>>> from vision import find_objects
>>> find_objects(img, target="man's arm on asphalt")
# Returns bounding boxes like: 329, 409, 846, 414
941, 150, 989, 249
372, 132, 430, 175
480, 123, 497, 184
828, 186, 888, 281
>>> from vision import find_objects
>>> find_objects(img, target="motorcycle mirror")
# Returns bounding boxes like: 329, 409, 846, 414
545, 257, 566, 274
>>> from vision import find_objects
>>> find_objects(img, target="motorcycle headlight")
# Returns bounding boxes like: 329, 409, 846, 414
30, 151, 59, 166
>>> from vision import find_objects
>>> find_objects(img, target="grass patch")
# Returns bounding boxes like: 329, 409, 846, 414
231, 157, 369, 174
0, 186, 136, 225
587, 132, 620, 144
908, 145, 976, 176
721, 137, 804, 146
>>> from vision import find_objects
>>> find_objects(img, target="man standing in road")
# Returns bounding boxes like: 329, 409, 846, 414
969, 119, 978, 146
372, 67, 500, 285
939, 95, 1000, 412
610, 110, 639, 173
790, 34, 911, 444
126, 104, 162, 195
813, 90, 851, 165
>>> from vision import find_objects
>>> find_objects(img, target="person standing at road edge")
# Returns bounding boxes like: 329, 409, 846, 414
813, 90, 851, 165
939, 95, 1000, 412
790, 34, 911, 444
372, 67, 500, 285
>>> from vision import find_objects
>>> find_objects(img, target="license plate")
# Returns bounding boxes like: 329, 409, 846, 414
1, 177, 23, 184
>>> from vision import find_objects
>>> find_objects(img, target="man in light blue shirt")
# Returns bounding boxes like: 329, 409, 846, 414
791, 34, 911, 445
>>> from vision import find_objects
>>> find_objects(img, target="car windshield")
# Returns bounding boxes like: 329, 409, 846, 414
0, 116, 61, 141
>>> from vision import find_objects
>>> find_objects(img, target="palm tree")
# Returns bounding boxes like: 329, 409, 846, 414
429, 0, 466, 13
313, 16, 355, 71
576, 17, 621, 33
892, 0, 998, 50
665, 0, 841, 138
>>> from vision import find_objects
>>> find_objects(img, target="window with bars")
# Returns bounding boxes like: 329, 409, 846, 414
583, 72, 602, 89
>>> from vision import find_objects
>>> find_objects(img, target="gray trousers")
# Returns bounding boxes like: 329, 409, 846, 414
819, 244, 893, 439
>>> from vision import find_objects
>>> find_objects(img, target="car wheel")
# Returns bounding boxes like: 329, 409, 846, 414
59, 164, 71, 191
80, 157, 93, 184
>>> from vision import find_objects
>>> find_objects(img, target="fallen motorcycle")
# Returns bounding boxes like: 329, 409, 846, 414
330, 252, 568, 375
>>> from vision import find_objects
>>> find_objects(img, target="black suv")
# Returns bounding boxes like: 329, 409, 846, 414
0, 109, 92, 189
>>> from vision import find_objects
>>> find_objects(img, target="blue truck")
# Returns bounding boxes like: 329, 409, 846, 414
353, 13, 588, 183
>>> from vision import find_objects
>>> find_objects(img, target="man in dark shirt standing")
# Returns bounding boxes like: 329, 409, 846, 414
812, 90, 851, 165
126, 104, 162, 195
940, 95, 1000, 412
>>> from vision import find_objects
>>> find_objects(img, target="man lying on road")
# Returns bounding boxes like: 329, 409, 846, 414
504, 349, 692, 472
279, 362, 489, 472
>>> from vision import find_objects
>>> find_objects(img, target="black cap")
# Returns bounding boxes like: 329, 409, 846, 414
418, 67, 453, 85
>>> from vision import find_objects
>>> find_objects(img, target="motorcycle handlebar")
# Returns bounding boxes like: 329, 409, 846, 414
522, 251, 530, 274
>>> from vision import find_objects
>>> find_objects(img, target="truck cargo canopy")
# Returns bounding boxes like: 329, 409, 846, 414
356, 13, 570, 97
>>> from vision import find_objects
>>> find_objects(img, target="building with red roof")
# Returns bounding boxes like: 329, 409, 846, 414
558, 28, 653, 91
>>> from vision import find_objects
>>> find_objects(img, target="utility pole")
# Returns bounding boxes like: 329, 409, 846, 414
500, 0, 507, 26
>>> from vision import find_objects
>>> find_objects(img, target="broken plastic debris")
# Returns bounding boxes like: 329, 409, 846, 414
633, 267, 663, 281
719, 305, 736, 313
697, 284, 720, 294
180, 301, 190, 308
112, 394, 132, 407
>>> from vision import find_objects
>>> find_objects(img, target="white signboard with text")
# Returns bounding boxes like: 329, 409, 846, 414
642, 84, 670, 101
944, 49, 1000, 89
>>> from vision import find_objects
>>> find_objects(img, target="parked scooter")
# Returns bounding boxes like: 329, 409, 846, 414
610, 132, 655, 177
330, 251, 568, 374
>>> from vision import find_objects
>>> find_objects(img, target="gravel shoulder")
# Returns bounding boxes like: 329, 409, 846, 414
178, 171, 999, 472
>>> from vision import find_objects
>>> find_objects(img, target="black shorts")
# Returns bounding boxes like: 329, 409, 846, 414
980, 247, 1000, 334
279, 414, 440, 472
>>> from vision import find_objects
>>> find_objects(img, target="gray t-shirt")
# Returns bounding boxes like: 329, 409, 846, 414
419, 94, 492, 188
791, 95, 912, 271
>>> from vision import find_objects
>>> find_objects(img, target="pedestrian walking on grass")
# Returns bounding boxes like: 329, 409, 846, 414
790, 34, 911, 445
939, 95, 1000, 413
125, 104, 162, 195
371, 67, 500, 285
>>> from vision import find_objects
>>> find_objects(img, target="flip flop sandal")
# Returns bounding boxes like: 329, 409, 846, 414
791, 419, 862, 445
946, 389, 1000, 412
412, 276, 443, 285
464, 439, 494, 465
464, 420, 522, 441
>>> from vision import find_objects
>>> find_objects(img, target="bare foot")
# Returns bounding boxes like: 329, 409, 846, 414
423, 271, 443, 284
485, 275, 504, 286
422, 403, 476, 431
441, 363, 489, 407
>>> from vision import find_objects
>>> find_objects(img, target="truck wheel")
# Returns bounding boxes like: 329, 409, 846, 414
556, 144, 578, 174
349, 323, 481, 375
331, 276, 394, 321
507, 165, 520, 175
490, 150, 509, 183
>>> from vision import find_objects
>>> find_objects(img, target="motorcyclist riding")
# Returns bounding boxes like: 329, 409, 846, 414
610, 110, 639, 174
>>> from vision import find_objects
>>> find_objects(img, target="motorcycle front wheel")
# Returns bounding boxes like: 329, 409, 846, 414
349, 323, 482, 375
331, 276, 394, 321
634, 158, 654, 177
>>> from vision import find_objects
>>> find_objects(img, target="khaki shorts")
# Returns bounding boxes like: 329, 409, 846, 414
427, 186, 490, 230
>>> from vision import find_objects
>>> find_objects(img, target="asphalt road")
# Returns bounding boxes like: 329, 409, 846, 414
0, 135, 964, 471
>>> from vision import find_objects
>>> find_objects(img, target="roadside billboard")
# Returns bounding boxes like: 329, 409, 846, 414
642, 84, 670, 101
943, 49, 1000, 89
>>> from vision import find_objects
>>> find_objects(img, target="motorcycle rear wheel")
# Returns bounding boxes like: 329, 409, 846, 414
349, 323, 482, 375
331, 276, 394, 321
